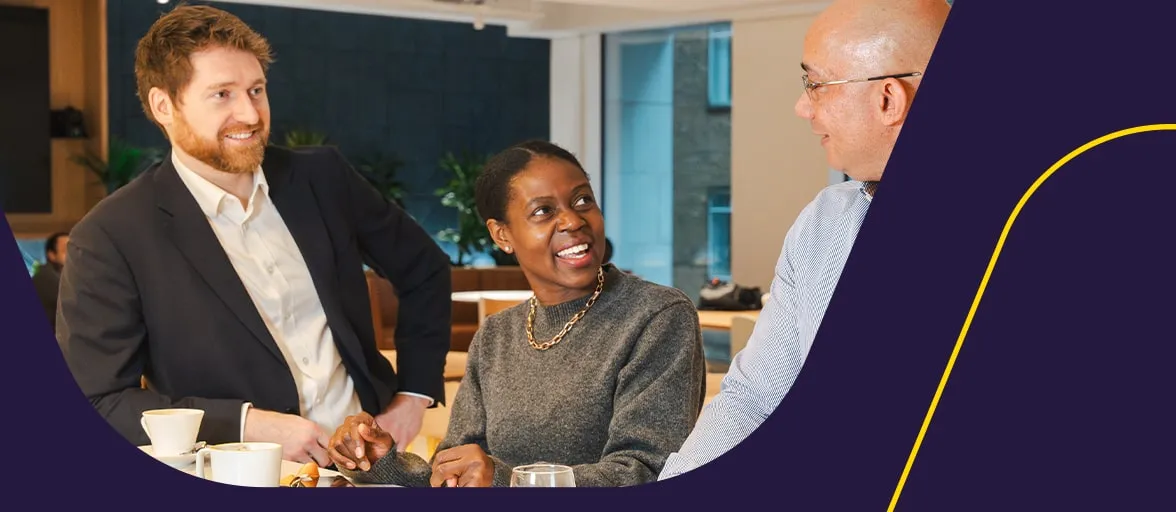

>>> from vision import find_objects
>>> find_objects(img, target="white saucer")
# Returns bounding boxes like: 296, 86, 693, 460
139, 445, 198, 468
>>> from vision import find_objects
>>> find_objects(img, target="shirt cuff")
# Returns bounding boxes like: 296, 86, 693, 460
240, 402, 252, 441
397, 391, 435, 407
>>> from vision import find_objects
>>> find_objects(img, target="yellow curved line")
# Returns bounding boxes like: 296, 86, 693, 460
887, 123, 1176, 511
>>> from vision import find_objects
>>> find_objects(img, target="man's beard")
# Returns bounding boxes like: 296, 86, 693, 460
173, 113, 268, 175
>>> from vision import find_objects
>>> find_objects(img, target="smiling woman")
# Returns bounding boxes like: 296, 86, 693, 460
478, 141, 605, 306
329, 140, 709, 488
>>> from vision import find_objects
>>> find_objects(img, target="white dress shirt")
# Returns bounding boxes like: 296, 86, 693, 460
659, 180, 873, 479
172, 152, 429, 441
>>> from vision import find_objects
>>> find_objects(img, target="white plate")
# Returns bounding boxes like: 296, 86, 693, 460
275, 461, 365, 487
155, 453, 368, 488
280, 460, 343, 479
138, 445, 197, 468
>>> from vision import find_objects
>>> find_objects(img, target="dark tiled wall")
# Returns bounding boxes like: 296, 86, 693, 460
672, 37, 731, 304
106, 0, 550, 259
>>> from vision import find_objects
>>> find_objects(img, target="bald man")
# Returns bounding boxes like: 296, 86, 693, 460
659, 0, 951, 479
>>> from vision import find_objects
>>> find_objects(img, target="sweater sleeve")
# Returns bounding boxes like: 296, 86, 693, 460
338, 450, 433, 487
569, 299, 707, 486
340, 328, 497, 487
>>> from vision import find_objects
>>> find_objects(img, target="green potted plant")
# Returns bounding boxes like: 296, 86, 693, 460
71, 136, 164, 194
435, 151, 492, 266
283, 128, 329, 147
355, 152, 408, 208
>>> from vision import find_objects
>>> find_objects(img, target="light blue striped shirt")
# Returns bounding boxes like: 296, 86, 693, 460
660, 179, 873, 479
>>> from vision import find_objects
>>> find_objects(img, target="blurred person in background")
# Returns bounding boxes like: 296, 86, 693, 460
32, 231, 68, 335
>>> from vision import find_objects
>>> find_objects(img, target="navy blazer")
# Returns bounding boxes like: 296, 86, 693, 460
58, 145, 452, 446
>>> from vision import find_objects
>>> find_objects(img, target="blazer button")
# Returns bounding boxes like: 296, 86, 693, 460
284, 407, 297, 414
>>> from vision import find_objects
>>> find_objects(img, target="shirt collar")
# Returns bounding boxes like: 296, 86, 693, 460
860, 181, 879, 198
171, 150, 268, 217
850, 179, 876, 201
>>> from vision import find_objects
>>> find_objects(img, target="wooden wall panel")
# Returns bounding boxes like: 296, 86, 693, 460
3, 0, 108, 239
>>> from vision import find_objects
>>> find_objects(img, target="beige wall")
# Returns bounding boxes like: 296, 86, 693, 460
3, 0, 107, 239
731, 13, 830, 291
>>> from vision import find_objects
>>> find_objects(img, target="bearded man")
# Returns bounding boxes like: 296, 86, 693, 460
57, 4, 451, 468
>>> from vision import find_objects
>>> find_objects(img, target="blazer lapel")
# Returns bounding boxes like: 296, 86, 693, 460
154, 153, 287, 365
265, 152, 369, 370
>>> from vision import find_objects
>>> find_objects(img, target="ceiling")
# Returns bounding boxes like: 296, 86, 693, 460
211, 0, 828, 37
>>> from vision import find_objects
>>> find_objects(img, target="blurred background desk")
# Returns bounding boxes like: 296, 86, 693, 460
698, 310, 760, 373
697, 309, 760, 330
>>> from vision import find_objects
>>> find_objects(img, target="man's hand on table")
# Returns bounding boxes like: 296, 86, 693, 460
243, 408, 332, 467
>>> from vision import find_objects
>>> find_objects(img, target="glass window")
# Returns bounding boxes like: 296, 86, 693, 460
707, 187, 731, 282
603, 22, 733, 305
707, 26, 731, 109
14, 238, 44, 276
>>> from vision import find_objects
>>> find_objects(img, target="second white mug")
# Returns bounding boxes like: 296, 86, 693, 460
195, 442, 283, 487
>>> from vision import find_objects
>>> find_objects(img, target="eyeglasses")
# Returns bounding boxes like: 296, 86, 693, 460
801, 71, 922, 100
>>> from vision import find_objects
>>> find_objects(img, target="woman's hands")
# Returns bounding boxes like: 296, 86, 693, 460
328, 416, 497, 488
429, 444, 495, 487
326, 412, 394, 471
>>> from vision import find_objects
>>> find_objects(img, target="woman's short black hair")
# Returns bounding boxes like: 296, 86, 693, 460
474, 139, 587, 224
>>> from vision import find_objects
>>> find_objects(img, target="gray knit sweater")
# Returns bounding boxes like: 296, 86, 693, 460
340, 265, 706, 487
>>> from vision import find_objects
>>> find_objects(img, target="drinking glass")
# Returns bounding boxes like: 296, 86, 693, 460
510, 463, 576, 487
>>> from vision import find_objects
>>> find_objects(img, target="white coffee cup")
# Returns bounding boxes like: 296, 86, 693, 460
195, 442, 283, 487
140, 408, 204, 457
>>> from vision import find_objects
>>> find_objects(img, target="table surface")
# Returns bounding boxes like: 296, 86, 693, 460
697, 309, 761, 330
451, 290, 534, 303
172, 458, 403, 488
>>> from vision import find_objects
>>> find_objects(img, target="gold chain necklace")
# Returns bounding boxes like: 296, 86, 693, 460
525, 266, 605, 351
